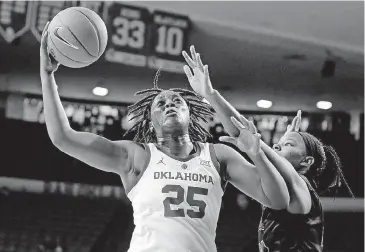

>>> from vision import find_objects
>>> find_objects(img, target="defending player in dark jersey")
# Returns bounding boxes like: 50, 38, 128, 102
183, 46, 354, 252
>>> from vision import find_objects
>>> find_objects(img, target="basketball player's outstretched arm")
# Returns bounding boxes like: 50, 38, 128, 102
183, 46, 311, 214
214, 141, 289, 210
39, 23, 138, 177
213, 115, 290, 209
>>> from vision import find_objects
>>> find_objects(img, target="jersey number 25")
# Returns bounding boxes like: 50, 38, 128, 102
162, 185, 208, 219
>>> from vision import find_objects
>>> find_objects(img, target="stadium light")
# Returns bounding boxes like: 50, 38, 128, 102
256, 100, 273, 109
93, 87, 108, 96
316, 101, 332, 110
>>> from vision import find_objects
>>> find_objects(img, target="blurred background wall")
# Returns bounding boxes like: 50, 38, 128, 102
0, 1, 363, 252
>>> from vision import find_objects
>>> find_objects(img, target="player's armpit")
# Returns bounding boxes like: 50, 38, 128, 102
53, 128, 137, 175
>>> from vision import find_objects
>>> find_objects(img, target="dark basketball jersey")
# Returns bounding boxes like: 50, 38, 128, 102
258, 176, 324, 252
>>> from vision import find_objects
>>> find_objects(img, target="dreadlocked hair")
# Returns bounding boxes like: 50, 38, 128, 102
123, 69, 214, 143
298, 132, 354, 198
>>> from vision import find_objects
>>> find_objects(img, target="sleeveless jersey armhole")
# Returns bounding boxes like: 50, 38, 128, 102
139, 143, 151, 172
209, 143, 228, 191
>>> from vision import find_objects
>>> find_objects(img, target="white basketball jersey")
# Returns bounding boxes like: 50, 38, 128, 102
127, 142, 224, 252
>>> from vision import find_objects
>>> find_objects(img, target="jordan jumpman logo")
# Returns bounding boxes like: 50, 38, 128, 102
157, 157, 166, 165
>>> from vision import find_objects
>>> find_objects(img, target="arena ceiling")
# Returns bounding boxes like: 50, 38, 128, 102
0, 1, 363, 112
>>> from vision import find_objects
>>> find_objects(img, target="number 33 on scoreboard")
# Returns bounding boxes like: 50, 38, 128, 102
112, 17, 145, 49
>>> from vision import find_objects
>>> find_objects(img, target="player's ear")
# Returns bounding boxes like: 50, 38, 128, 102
299, 156, 314, 174
300, 156, 314, 167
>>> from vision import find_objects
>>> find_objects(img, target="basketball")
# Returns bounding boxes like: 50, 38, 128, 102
47, 7, 108, 68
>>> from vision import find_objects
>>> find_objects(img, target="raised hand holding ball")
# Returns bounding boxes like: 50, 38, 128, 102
47, 7, 108, 68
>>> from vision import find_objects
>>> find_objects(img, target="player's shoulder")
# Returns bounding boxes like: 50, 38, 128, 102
211, 143, 236, 162
113, 140, 150, 162
113, 140, 152, 175
113, 139, 142, 150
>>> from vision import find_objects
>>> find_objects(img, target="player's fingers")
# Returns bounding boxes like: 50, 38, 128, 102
248, 120, 257, 134
41, 30, 48, 46
196, 54, 204, 70
287, 115, 297, 133
238, 115, 250, 126
183, 65, 194, 80
54, 63, 60, 72
204, 65, 210, 83
294, 110, 302, 132
41, 22, 50, 38
286, 124, 292, 132
182, 51, 196, 69
190, 45, 197, 62
292, 116, 298, 130
50, 54, 59, 66
231, 117, 246, 131
40, 35, 49, 56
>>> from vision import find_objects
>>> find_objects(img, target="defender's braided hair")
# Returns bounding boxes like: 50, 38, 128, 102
299, 132, 354, 198
124, 69, 214, 143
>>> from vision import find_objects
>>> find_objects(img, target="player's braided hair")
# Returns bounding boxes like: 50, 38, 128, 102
123, 69, 213, 143
298, 132, 354, 198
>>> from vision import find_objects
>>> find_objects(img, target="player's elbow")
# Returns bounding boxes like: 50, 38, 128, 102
50, 134, 67, 151
49, 132, 64, 146
49, 129, 73, 150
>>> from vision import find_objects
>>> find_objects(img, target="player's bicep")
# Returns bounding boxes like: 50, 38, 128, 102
214, 144, 270, 205
54, 129, 133, 174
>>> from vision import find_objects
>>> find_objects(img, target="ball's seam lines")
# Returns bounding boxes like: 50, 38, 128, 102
75, 9, 102, 56
58, 14, 95, 57
49, 33, 90, 64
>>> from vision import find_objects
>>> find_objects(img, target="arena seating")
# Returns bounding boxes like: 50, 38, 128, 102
0, 192, 119, 252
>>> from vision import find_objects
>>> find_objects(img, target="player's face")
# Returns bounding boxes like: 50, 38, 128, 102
273, 132, 308, 170
150, 91, 190, 133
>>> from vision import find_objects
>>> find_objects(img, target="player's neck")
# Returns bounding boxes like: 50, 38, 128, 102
156, 134, 194, 157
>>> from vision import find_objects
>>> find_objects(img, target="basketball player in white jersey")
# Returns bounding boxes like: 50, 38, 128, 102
40, 24, 290, 252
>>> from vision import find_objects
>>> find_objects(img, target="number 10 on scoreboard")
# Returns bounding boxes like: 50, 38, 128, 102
151, 11, 190, 61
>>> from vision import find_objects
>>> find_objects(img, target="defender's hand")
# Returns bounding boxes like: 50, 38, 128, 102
220, 115, 261, 156
182, 45, 214, 97
286, 110, 302, 133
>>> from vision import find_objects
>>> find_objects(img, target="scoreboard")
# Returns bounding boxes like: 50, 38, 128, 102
105, 3, 150, 67
104, 3, 190, 72
148, 10, 191, 73
0, 1, 191, 73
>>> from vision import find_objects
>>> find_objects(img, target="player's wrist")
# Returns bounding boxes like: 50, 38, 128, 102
40, 68, 55, 78
204, 89, 218, 101
247, 149, 264, 158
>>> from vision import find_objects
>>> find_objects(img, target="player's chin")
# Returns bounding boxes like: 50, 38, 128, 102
163, 116, 181, 125
164, 116, 187, 128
